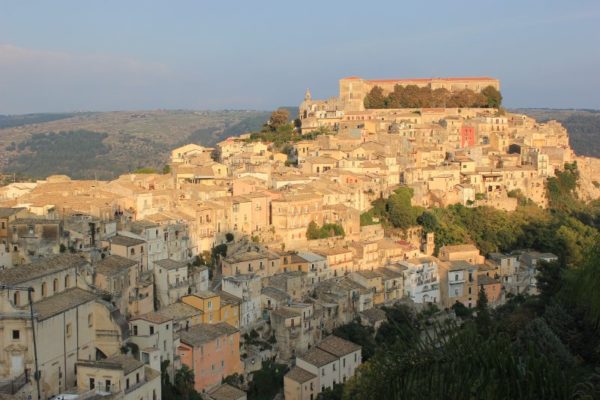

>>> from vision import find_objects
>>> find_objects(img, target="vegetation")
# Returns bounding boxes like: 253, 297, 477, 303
306, 221, 345, 240
364, 84, 502, 109
245, 360, 288, 400
161, 363, 203, 400
1, 110, 270, 179
341, 164, 600, 399
512, 108, 600, 157
0, 113, 78, 129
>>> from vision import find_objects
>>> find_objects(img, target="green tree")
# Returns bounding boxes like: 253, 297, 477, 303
174, 365, 195, 400
475, 286, 491, 335
481, 85, 503, 108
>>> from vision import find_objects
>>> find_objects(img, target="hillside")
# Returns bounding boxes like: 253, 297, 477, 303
512, 108, 600, 157
0, 110, 270, 179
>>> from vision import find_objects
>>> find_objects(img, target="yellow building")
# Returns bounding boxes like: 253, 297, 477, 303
181, 291, 240, 328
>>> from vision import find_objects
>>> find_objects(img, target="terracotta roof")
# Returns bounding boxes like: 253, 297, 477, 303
32, 288, 97, 320
95, 255, 137, 276
154, 258, 187, 270
366, 76, 497, 83
317, 335, 361, 357
299, 347, 338, 367
180, 323, 238, 347
208, 383, 247, 400
131, 310, 173, 324
441, 244, 479, 253
110, 235, 146, 247
0, 253, 87, 286
285, 366, 317, 384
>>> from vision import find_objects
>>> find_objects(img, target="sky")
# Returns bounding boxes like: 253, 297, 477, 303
0, 0, 599, 114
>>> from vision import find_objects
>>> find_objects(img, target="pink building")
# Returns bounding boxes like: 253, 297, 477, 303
178, 323, 242, 392
460, 126, 476, 148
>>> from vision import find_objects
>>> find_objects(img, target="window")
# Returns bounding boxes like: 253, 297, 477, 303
136, 372, 140, 383
130, 248, 135, 256
13, 292, 19, 306
64, 275, 71, 288
126, 378, 130, 389
88, 313, 93, 327
321, 368, 325, 376
41, 282, 47, 297
89, 378, 95, 390
149, 326, 155, 335
354, 353, 357, 362
133, 325, 138, 336
105, 379, 111, 391
66, 323, 72, 337
12, 330, 20, 340
343, 358, 346, 367
53, 278, 59, 293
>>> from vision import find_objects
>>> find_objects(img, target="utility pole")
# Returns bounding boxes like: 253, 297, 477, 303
0, 285, 41, 400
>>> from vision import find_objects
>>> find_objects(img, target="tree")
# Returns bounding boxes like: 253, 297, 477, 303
481, 85, 503, 108
174, 365, 195, 400
475, 286, 491, 335
269, 109, 290, 131
364, 86, 386, 109
225, 232, 234, 243
163, 164, 171, 174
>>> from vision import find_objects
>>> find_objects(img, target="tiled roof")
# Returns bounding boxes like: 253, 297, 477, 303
110, 235, 146, 247
0, 254, 88, 285
208, 383, 247, 400
32, 288, 97, 320
95, 255, 137, 276
317, 335, 361, 357
0, 207, 25, 218
285, 366, 317, 384
299, 347, 337, 367
130, 310, 173, 324
180, 323, 238, 347
154, 258, 187, 270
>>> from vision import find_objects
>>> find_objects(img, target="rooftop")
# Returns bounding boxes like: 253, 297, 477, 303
130, 310, 173, 325
317, 335, 362, 357
95, 255, 137, 276
180, 323, 238, 347
0, 207, 25, 218
208, 383, 247, 400
285, 366, 317, 384
154, 258, 188, 271
0, 253, 88, 286
110, 235, 146, 247
299, 347, 338, 367
31, 288, 97, 321
77, 354, 144, 375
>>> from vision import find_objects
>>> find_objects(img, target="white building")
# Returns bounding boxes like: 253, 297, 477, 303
399, 256, 441, 304
222, 274, 262, 328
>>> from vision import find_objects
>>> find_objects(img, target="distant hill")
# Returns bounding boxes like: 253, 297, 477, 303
511, 108, 600, 158
0, 110, 270, 180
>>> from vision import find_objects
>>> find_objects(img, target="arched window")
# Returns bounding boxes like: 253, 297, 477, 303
41, 282, 47, 297
53, 278, 59, 293
64, 275, 71, 288
13, 291, 19, 306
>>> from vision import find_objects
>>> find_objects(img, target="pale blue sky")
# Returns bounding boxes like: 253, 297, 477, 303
1, 0, 599, 113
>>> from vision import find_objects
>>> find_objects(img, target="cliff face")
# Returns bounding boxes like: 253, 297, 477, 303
575, 155, 600, 201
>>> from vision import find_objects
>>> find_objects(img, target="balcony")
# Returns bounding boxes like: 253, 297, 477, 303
125, 378, 148, 394
96, 329, 120, 339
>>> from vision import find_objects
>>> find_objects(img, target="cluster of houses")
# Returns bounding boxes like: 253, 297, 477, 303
0, 76, 570, 400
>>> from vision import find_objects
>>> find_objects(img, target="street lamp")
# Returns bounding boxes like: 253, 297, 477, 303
0, 285, 41, 400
